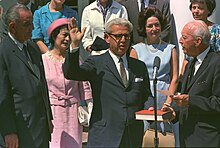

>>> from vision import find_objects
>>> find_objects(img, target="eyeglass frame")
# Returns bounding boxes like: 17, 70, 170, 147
106, 32, 131, 40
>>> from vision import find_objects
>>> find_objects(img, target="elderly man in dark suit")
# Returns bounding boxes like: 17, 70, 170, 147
0, 4, 52, 148
171, 20, 220, 147
122, 0, 171, 44
63, 17, 151, 147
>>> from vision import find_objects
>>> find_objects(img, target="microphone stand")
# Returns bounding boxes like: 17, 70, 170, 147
153, 77, 159, 148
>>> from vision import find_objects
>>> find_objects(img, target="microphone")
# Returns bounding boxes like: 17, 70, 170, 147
152, 56, 161, 80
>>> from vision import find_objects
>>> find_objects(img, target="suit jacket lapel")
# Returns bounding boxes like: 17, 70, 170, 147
27, 43, 41, 79
105, 52, 123, 83
127, 57, 135, 86
12, 41, 40, 79
105, 52, 127, 87
185, 52, 213, 92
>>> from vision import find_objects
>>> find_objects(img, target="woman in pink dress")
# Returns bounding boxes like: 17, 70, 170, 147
42, 18, 93, 148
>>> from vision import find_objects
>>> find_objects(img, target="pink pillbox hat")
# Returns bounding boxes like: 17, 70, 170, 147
48, 18, 70, 39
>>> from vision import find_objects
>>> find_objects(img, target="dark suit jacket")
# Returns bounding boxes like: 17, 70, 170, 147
122, 0, 171, 44
63, 50, 151, 147
179, 50, 220, 147
0, 36, 52, 148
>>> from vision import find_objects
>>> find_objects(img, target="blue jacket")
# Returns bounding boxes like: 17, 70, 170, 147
32, 2, 78, 49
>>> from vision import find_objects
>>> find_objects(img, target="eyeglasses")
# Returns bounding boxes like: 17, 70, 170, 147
107, 33, 131, 40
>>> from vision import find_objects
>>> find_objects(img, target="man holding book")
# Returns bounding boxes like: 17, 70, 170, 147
171, 20, 220, 147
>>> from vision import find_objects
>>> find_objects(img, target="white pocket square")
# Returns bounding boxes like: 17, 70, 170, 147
135, 77, 143, 82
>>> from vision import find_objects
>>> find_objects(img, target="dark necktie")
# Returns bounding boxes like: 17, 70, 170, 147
141, 0, 145, 11
23, 44, 31, 61
187, 57, 197, 86
119, 58, 128, 87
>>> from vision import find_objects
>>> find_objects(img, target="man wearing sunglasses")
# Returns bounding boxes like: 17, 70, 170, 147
63, 18, 152, 147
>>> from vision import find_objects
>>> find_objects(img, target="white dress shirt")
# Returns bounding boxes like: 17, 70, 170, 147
194, 46, 210, 75
108, 50, 129, 80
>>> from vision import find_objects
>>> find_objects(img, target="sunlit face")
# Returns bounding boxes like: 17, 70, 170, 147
179, 26, 197, 57
191, 3, 209, 21
54, 27, 70, 50
145, 16, 161, 40
13, 9, 33, 43
105, 25, 131, 57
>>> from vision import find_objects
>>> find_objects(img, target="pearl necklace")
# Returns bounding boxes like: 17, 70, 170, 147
145, 38, 161, 53
47, 51, 64, 62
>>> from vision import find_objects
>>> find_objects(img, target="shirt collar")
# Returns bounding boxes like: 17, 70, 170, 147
196, 46, 210, 64
96, 0, 112, 8
108, 50, 128, 68
8, 32, 27, 51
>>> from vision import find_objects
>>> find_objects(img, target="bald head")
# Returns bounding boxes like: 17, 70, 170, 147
183, 20, 211, 45
179, 20, 211, 57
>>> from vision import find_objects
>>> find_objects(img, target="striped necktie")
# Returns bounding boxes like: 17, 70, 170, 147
119, 58, 128, 87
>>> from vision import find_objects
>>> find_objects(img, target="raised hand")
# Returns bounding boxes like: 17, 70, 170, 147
68, 17, 86, 48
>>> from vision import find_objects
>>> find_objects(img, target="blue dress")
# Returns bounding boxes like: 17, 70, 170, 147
132, 42, 175, 110
132, 42, 176, 132
32, 2, 78, 50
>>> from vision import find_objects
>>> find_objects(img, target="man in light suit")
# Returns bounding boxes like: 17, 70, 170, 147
0, 4, 52, 148
122, 0, 171, 44
63, 18, 151, 147
81, 0, 128, 55
172, 20, 220, 147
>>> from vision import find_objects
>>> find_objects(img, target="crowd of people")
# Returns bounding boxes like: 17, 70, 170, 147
0, 0, 220, 148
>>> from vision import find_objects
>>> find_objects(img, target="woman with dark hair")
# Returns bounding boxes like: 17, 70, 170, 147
180, 0, 220, 84
130, 7, 179, 147
42, 18, 93, 148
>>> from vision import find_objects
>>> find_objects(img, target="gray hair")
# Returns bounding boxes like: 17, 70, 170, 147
186, 20, 211, 45
105, 18, 133, 33
5, 4, 30, 29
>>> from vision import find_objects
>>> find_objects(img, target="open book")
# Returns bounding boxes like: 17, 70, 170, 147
135, 110, 172, 121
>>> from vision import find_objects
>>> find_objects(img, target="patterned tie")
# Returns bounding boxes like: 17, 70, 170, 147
141, 0, 145, 11
119, 58, 128, 87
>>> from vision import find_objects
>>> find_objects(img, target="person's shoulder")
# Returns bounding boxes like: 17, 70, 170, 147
83, 1, 97, 11
128, 57, 148, 73
129, 56, 145, 66
63, 5, 77, 13
27, 40, 41, 55
34, 2, 49, 14
211, 51, 220, 58
112, 1, 126, 9
132, 42, 145, 50
0, 36, 12, 51
210, 23, 220, 31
